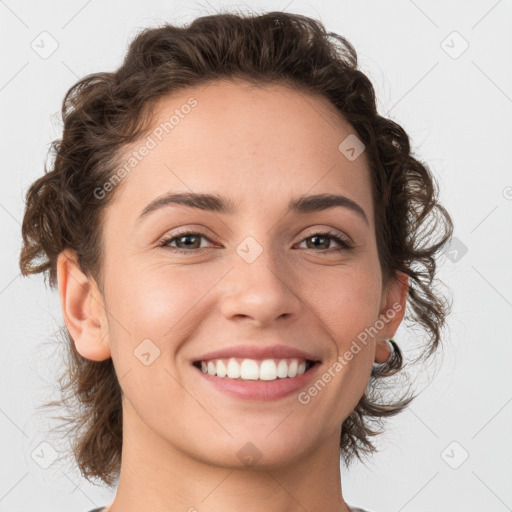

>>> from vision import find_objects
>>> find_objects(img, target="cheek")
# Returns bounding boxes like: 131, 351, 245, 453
106, 259, 219, 347
305, 266, 381, 408
305, 260, 382, 338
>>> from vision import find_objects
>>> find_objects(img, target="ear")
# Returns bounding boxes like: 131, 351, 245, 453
56, 249, 111, 361
374, 270, 409, 364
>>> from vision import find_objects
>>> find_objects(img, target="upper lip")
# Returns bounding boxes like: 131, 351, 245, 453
193, 344, 322, 363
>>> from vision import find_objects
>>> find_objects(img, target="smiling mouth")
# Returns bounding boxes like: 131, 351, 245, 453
192, 357, 319, 381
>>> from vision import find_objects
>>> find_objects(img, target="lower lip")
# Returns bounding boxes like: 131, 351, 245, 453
193, 362, 321, 401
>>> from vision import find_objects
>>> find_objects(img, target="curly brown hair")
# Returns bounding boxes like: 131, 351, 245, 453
19, 10, 453, 486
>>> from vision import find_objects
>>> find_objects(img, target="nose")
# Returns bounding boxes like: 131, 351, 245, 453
219, 243, 303, 328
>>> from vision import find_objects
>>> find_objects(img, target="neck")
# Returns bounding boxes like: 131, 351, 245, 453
107, 399, 351, 512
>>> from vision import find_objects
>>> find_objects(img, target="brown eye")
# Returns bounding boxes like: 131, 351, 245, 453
299, 231, 353, 252
158, 230, 353, 254
174, 234, 202, 249
305, 235, 330, 250
159, 232, 214, 252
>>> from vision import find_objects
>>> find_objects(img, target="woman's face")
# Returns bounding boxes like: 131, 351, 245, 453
72, 80, 406, 468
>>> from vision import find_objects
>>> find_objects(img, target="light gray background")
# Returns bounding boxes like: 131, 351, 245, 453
1, 0, 511, 511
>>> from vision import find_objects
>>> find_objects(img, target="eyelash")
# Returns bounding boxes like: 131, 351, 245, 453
158, 229, 354, 254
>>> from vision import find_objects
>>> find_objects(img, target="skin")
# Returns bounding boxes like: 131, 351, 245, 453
57, 79, 408, 512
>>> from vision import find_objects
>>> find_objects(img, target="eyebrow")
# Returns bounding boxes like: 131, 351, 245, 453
136, 192, 369, 225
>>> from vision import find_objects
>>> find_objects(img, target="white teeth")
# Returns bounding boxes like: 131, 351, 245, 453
277, 359, 288, 378
259, 359, 277, 381
198, 357, 312, 381
226, 358, 241, 379
216, 359, 227, 378
240, 359, 259, 380
287, 359, 298, 378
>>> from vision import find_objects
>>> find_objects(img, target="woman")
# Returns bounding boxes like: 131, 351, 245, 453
19, 10, 453, 512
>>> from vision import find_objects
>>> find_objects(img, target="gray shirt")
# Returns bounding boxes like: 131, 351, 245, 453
88, 506, 372, 511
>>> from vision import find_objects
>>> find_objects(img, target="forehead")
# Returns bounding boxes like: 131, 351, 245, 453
109, 79, 374, 224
